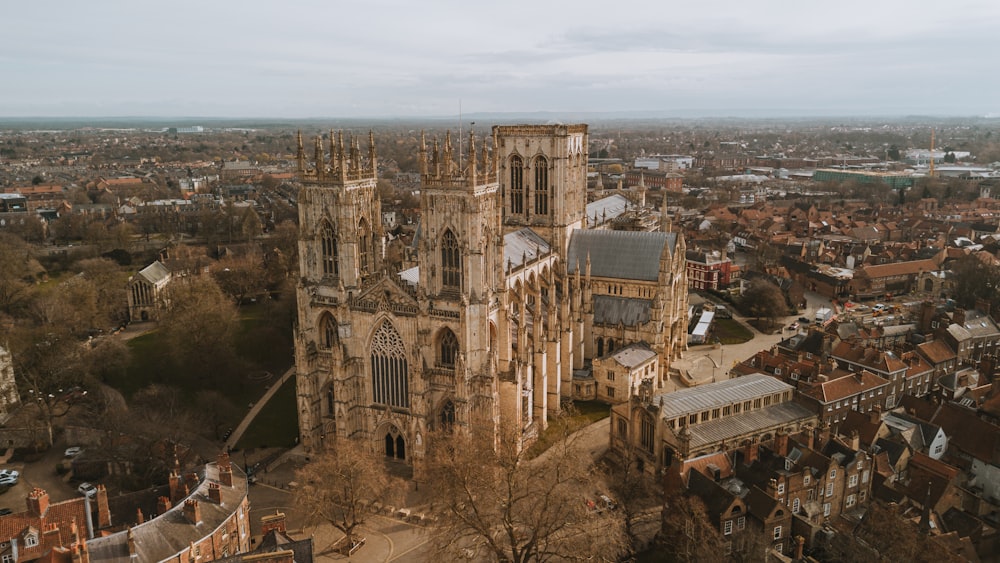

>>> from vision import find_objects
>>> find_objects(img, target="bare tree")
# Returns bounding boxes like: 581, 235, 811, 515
424, 422, 628, 563
740, 280, 788, 330
211, 251, 267, 306
159, 276, 239, 380
294, 440, 405, 554
655, 492, 728, 562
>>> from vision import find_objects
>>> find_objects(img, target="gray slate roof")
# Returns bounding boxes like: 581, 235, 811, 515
585, 194, 630, 224
609, 342, 656, 368
136, 261, 171, 286
655, 373, 792, 421
593, 295, 652, 327
87, 463, 249, 563
686, 401, 816, 449
504, 228, 552, 270
566, 230, 676, 281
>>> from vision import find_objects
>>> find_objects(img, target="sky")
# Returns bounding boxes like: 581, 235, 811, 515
3, 0, 999, 119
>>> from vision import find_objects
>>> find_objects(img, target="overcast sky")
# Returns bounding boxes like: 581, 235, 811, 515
3, 0, 998, 118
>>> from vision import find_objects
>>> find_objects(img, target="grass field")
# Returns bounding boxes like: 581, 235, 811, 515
234, 375, 298, 450
712, 318, 754, 344
527, 400, 611, 459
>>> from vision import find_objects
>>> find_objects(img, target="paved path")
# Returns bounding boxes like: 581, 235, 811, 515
225, 367, 296, 450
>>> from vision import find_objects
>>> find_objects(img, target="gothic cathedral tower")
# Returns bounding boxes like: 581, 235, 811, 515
494, 124, 589, 255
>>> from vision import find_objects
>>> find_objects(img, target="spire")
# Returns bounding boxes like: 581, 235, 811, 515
368, 130, 377, 170
313, 136, 324, 180
443, 130, 453, 174
329, 129, 337, 169
337, 131, 346, 175
433, 138, 441, 177
467, 131, 477, 183
491, 128, 499, 175
295, 130, 305, 174
419, 130, 428, 177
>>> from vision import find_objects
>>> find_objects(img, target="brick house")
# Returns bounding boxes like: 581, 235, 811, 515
0, 486, 112, 562
798, 370, 890, 425
591, 342, 658, 404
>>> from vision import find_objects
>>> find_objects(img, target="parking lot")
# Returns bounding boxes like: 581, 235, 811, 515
0, 439, 89, 513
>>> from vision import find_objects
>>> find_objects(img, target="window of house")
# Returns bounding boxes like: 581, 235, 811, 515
823, 503, 831, 517
830, 469, 836, 479
803, 475, 810, 486
754, 398, 762, 409
792, 498, 800, 513
607, 386, 616, 398
701, 411, 709, 422
724, 520, 733, 535
862, 470, 870, 484
846, 494, 856, 508
764, 396, 771, 406
607, 371, 615, 382
826, 483, 834, 497
773, 526, 782, 540
737, 516, 746, 530
744, 400, 751, 411
849, 474, 858, 488
712, 408, 720, 419
777, 483, 785, 494
617, 418, 627, 438
807, 489, 815, 501
2, 555, 12, 563
734, 403, 742, 414
934, 444, 943, 454
723, 406, 731, 416
689, 414, 697, 425
25, 535, 38, 548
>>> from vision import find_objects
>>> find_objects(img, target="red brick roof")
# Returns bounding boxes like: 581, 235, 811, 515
803, 370, 889, 403
857, 258, 940, 279
916, 340, 956, 365
0, 491, 89, 560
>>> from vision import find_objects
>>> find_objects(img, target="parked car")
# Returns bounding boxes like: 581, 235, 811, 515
0, 476, 16, 487
0, 508, 12, 515
65, 447, 84, 458
0, 470, 19, 481
77, 482, 97, 498
788, 322, 799, 331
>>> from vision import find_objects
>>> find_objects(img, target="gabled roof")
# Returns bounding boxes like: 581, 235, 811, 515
503, 228, 551, 270
566, 230, 676, 281
931, 403, 1000, 463
802, 370, 889, 403
585, 194, 630, 223
916, 340, 957, 365
135, 261, 170, 285
607, 342, 656, 368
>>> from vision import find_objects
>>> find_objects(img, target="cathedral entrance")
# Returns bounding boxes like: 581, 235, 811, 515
383, 427, 405, 460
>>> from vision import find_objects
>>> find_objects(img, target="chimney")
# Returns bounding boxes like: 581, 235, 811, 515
182, 499, 201, 525
953, 308, 966, 327
794, 535, 805, 560
869, 405, 882, 424
261, 511, 288, 535
168, 471, 182, 503
184, 472, 200, 493
42, 522, 62, 553
850, 430, 860, 451
208, 483, 222, 504
96, 485, 111, 529
746, 442, 759, 465
156, 496, 172, 516
774, 431, 789, 458
27, 488, 50, 517
767, 478, 778, 494
218, 455, 234, 488
72, 541, 90, 563
136, 508, 144, 525
127, 527, 137, 558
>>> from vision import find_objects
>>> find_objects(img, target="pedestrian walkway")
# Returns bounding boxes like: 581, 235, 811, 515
225, 367, 296, 450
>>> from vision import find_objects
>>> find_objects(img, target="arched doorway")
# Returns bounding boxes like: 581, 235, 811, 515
383, 426, 405, 460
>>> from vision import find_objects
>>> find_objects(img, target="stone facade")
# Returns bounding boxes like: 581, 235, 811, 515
0, 344, 20, 424
293, 125, 688, 470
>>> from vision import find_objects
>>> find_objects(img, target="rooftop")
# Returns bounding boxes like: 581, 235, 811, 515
655, 373, 792, 421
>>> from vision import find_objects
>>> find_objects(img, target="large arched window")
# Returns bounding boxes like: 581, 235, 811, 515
510, 155, 524, 215
370, 320, 409, 408
319, 312, 338, 349
321, 221, 338, 276
534, 156, 549, 215
438, 328, 459, 368
358, 218, 371, 276
441, 229, 461, 289
440, 400, 456, 430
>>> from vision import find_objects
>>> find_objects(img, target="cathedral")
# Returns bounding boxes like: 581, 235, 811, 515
293, 124, 688, 472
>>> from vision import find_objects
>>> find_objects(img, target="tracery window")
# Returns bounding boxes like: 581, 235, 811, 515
321, 221, 338, 276
440, 400, 456, 430
510, 155, 524, 215
370, 320, 409, 408
534, 156, 549, 215
319, 313, 337, 349
439, 328, 459, 368
441, 229, 461, 289
640, 414, 655, 453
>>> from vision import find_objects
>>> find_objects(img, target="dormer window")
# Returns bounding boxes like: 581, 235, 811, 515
24, 533, 38, 548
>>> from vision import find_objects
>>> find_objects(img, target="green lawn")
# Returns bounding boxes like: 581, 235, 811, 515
234, 375, 298, 450
527, 400, 611, 459
712, 318, 754, 344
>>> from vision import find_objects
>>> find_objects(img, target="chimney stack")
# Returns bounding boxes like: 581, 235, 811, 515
208, 482, 222, 504
794, 535, 805, 560
27, 488, 50, 517
156, 496, 172, 516
774, 431, 789, 458
96, 485, 111, 529
136, 508, 144, 525
184, 472, 200, 493
127, 527, 136, 558
168, 471, 182, 503
182, 499, 201, 525
218, 453, 234, 488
